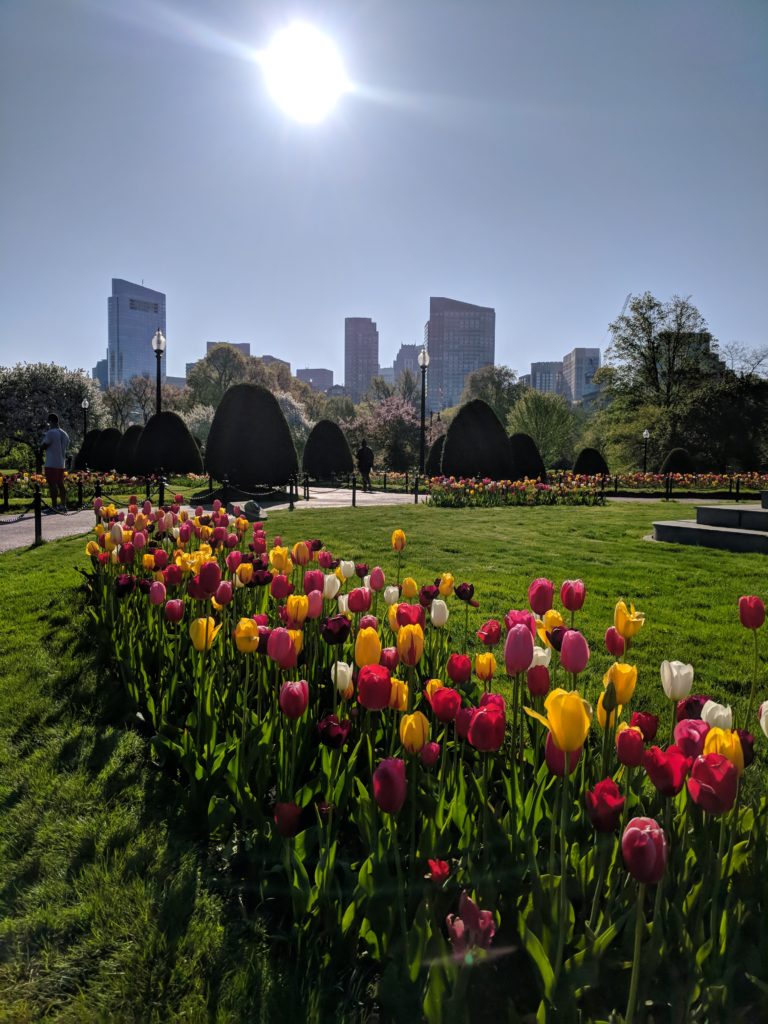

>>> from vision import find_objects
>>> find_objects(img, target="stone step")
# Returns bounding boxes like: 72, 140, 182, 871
653, 520, 768, 554
696, 504, 768, 532
762, 491, 768, 509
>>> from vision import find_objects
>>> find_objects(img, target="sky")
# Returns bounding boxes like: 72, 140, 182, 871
1, 0, 766, 381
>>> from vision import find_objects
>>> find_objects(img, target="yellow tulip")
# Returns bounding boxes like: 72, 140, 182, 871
236, 562, 254, 586
387, 604, 401, 633
537, 608, 565, 648
270, 546, 292, 572
199, 544, 213, 559
292, 541, 311, 566
142, 553, 155, 572
189, 617, 221, 652
525, 687, 593, 752
402, 577, 418, 599
400, 711, 430, 753
703, 727, 745, 774
425, 678, 444, 702
85, 540, 100, 556
396, 623, 425, 666
94, 523, 105, 537
234, 618, 260, 654
391, 529, 407, 552
596, 691, 623, 730
104, 536, 117, 552
199, 525, 212, 541
602, 663, 637, 705
288, 629, 304, 657
355, 626, 382, 668
389, 678, 409, 711
614, 600, 645, 640
286, 594, 309, 626
474, 652, 497, 682
438, 572, 455, 597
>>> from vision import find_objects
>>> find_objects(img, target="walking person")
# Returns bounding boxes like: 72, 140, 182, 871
356, 438, 374, 492
42, 413, 69, 511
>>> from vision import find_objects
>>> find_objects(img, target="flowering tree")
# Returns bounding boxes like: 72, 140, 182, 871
343, 396, 420, 471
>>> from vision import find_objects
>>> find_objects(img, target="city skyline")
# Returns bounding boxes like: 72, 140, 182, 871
1, 2, 766, 379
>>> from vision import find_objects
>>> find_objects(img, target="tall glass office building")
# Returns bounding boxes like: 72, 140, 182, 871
424, 297, 495, 409
107, 279, 166, 387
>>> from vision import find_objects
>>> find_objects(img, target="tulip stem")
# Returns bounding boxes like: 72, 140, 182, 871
409, 755, 417, 879
745, 630, 760, 731
709, 813, 727, 951
588, 835, 611, 933
625, 882, 646, 1024
391, 818, 410, 954
552, 766, 570, 992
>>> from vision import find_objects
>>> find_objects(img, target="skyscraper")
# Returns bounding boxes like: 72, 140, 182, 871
424, 297, 495, 409
107, 279, 166, 387
344, 317, 379, 402
297, 367, 334, 392
393, 343, 421, 383
562, 348, 601, 403
530, 361, 565, 395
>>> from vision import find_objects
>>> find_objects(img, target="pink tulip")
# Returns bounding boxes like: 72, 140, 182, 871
303, 569, 324, 595
133, 531, 147, 550
359, 614, 378, 630
226, 550, 242, 573
673, 719, 710, 758
215, 581, 233, 606
178, 522, 192, 543
149, 581, 166, 606
605, 626, 625, 657
370, 566, 386, 591
504, 608, 537, 635
164, 599, 184, 623
279, 680, 309, 719
560, 579, 586, 612
380, 647, 399, 671
504, 623, 534, 675
528, 578, 554, 616
306, 591, 324, 619
560, 630, 590, 674
271, 574, 293, 600
420, 742, 441, 768
225, 533, 238, 549
267, 627, 296, 669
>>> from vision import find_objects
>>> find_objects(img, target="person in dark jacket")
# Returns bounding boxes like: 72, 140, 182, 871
356, 439, 374, 492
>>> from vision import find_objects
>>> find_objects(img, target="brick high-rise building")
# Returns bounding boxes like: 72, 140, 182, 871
424, 297, 495, 409
344, 317, 379, 402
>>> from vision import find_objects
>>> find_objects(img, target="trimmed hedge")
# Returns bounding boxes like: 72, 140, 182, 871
573, 447, 610, 476
206, 383, 298, 487
115, 425, 144, 475
74, 429, 101, 471
440, 400, 515, 480
302, 420, 353, 479
90, 428, 122, 472
660, 447, 694, 474
426, 435, 446, 477
509, 432, 547, 481
134, 412, 204, 475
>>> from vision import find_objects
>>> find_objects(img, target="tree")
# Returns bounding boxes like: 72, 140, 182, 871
127, 375, 155, 424
342, 396, 420, 471
441, 400, 515, 480
459, 365, 524, 425
302, 420, 354, 478
206, 383, 298, 486
720, 342, 768, 378
102, 387, 135, 431
603, 293, 724, 408
0, 362, 103, 459
509, 433, 546, 480
398, 369, 419, 407
507, 390, 578, 468
275, 391, 314, 458
366, 377, 394, 402
186, 404, 216, 445
187, 345, 251, 407
134, 412, 204, 475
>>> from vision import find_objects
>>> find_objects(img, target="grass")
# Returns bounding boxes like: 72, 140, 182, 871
0, 501, 765, 1020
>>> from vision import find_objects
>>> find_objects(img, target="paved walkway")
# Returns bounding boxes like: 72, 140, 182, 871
0, 488, 423, 553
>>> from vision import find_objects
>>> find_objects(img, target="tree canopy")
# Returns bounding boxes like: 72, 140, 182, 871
459, 365, 524, 426
507, 389, 577, 468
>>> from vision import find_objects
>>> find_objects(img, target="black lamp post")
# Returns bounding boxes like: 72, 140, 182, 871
642, 428, 650, 473
81, 397, 89, 437
151, 329, 166, 415
418, 347, 430, 474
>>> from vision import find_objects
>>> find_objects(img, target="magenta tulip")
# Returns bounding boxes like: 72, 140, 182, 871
605, 626, 625, 657
560, 579, 586, 612
504, 623, 534, 675
621, 817, 668, 884
149, 581, 166, 606
373, 758, 407, 814
673, 719, 710, 758
528, 578, 554, 615
279, 680, 309, 719
164, 599, 184, 623
199, 560, 222, 597
738, 595, 765, 630
560, 629, 590, 674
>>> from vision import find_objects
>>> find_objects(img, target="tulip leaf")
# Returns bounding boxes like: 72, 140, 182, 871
518, 911, 555, 999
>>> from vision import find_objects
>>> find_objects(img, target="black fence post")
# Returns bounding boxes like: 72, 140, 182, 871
289, 475, 295, 512
303, 472, 309, 501
94, 480, 102, 499
2, 478, 8, 512
77, 478, 83, 509
222, 475, 230, 510
145, 477, 151, 501
600, 475, 605, 500
728, 476, 733, 498
383, 472, 387, 492
33, 484, 42, 546
209, 474, 214, 493
158, 470, 165, 508
352, 474, 357, 508
414, 475, 419, 504
735, 477, 741, 503
404, 470, 409, 494
614, 475, 619, 496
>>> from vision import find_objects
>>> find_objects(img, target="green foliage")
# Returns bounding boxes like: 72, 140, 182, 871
134, 412, 204, 476
509, 432, 547, 480
75, 428, 102, 470
425, 434, 445, 476
115, 424, 144, 474
573, 447, 609, 475
507, 389, 578, 468
459, 364, 524, 425
302, 419, 353, 478
441, 399, 515, 480
91, 427, 123, 472
660, 447, 694, 474
206, 383, 298, 486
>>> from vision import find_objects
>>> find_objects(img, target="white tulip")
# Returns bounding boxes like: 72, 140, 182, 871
323, 573, 340, 600
337, 594, 350, 615
384, 586, 400, 606
759, 700, 768, 739
332, 661, 353, 695
233, 572, 246, 589
529, 645, 552, 670
363, 575, 371, 589
660, 660, 694, 700
430, 599, 449, 627
110, 523, 123, 544
340, 559, 355, 579
701, 700, 733, 731
171, 526, 180, 540
163, 512, 174, 533
110, 550, 119, 564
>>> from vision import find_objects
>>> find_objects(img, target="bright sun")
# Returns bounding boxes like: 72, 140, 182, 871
261, 22, 349, 124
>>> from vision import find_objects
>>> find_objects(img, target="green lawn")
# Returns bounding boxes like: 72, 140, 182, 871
0, 501, 765, 1021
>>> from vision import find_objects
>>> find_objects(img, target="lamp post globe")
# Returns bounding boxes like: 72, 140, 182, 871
81, 397, 89, 437
418, 348, 430, 475
151, 329, 166, 415
642, 428, 650, 474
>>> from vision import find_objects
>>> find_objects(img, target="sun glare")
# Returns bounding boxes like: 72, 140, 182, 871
260, 22, 349, 124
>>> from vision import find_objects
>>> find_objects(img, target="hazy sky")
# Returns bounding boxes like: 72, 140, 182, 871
1, 0, 766, 381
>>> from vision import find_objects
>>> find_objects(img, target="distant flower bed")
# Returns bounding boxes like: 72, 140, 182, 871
1, 471, 208, 498
428, 475, 605, 508
549, 471, 768, 492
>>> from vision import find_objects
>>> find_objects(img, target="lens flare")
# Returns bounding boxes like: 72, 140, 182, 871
260, 22, 349, 123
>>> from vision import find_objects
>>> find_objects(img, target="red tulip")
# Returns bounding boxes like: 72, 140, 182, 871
585, 778, 626, 832
476, 619, 501, 645
504, 623, 535, 675
373, 758, 407, 814
396, 603, 425, 628
621, 817, 668, 884
226, 550, 242, 573
118, 542, 135, 564
738, 595, 765, 630
426, 858, 450, 883
279, 680, 308, 719
642, 745, 691, 796
271, 574, 294, 600
357, 664, 392, 710
604, 626, 625, 657
215, 580, 233, 606
560, 579, 586, 612
152, 549, 169, 570
673, 719, 710, 758
431, 687, 462, 723
504, 608, 537, 635
370, 566, 386, 591
164, 599, 184, 623
544, 733, 581, 776
303, 569, 324, 594
479, 692, 506, 714
560, 629, 590, 674
447, 653, 472, 685
687, 753, 738, 814
528, 578, 554, 616
420, 741, 441, 767
455, 706, 475, 740
163, 564, 183, 586
348, 587, 372, 613
199, 560, 222, 597
267, 627, 296, 669
616, 726, 645, 767
274, 801, 302, 838
526, 664, 550, 697
467, 707, 505, 751
306, 590, 324, 619
379, 647, 399, 671
629, 711, 658, 742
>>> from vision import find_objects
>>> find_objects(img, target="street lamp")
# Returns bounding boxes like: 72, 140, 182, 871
81, 397, 89, 437
642, 428, 650, 474
151, 329, 166, 415
418, 347, 430, 474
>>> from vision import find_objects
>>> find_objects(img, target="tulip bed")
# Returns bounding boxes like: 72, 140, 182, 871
75, 496, 768, 1023
428, 476, 605, 508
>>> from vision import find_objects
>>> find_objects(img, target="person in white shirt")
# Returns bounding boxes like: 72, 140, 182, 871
42, 413, 70, 511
